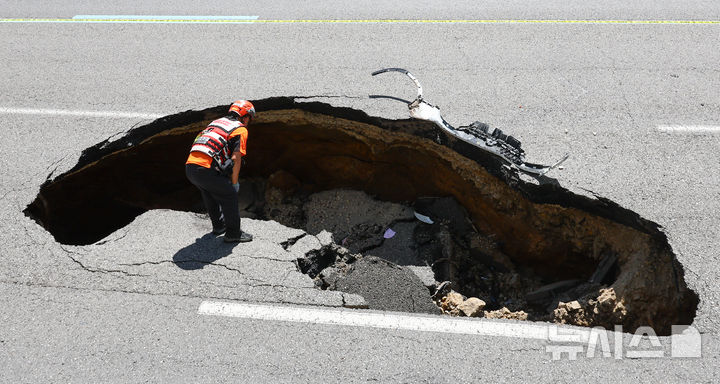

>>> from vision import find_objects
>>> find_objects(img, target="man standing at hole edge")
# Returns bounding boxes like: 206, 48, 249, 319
185, 100, 255, 243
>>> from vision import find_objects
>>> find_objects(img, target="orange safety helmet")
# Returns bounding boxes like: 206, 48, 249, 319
229, 100, 256, 121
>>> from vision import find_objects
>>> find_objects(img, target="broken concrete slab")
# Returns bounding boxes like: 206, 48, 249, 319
341, 293, 369, 309
367, 221, 424, 266
304, 189, 415, 240
285, 233, 320, 254
406, 266, 438, 290
327, 256, 441, 314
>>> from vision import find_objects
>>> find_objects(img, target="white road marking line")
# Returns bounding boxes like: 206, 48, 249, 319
657, 125, 720, 134
2, 18, 719, 24
0, 107, 164, 120
198, 300, 593, 341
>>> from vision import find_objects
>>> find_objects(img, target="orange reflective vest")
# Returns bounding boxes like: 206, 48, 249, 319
189, 117, 245, 170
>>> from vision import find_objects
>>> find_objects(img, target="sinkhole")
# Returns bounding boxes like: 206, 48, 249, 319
24, 97, 698, 335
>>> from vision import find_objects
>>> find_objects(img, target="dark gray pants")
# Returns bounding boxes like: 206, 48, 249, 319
185, 164, 241, 236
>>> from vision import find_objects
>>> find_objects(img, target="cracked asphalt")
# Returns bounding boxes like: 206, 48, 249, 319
53, 211, 366, 308
1, 1, 719, 382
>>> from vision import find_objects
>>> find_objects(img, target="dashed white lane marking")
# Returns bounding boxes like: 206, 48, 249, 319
198, 301, 594, 341
0, 107, 164, 120
657, 125, 720, 134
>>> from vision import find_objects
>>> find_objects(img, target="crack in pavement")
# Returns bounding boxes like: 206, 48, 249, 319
0, 280, 349, 308
509, 346, 545, 352
93, 231, 129, 245
239, 255, 298, 263
117, 259, 268, 284
22, 223, 47, 248
150, 276, 316, 291
45, 154, 71, 181
610, 63, 641, 133
58, 246, 147, 277
48, 229, 323, 294
385, 333, 423, 345
280, 233, 309, 250
118, 258, 307, 289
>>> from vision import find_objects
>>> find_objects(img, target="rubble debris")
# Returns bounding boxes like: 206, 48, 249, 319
280, 233, 309, 251
439, 291, 514, 319
304, 189, 414, 239
414, 196, 473, 235
371, 67, 568, 176
553, 288, 627, 328
439, 291, 466, 316
367, 221, 423, 266
526, 279, 583, 308
484, 307, 529, 321
296, 243, 354, 279
263, 184, 305, 229
413, 212, 434, 224
339, 222, 385, 253
458, 297, 486, 317
321, 255, 441, 314
406, 266, 438, 290
467, 232, 514, 271
545, 281, 602, 313
433, 281, 452, 300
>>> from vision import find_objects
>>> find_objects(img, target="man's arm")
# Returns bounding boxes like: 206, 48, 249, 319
229, 126, 248, 188
231, 151, 242, 185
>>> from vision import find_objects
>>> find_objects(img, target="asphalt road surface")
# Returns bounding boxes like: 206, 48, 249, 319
1, 1, 719, 382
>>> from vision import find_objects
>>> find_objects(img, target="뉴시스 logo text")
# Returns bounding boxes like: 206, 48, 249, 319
545, 324, 701, 360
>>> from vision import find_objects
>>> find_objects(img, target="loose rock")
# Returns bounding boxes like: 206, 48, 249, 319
553, 288, 627, 328
484, 307, 529, 321
458, 297, 486, 317
439, 291, 466, 316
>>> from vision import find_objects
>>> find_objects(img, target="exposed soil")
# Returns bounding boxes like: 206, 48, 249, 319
24, 97, 699, 335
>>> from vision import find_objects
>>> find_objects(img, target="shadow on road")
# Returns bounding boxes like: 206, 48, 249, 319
172, 233, 237, 270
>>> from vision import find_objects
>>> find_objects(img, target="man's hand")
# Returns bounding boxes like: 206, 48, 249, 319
232, 183, 240, 193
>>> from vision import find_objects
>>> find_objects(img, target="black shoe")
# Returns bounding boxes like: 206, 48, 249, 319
224, 231, 253, 243
212, 225, 226, 235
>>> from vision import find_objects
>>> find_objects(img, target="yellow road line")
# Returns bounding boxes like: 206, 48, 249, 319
1, 18, 719, 24
251, 19, 720, 24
